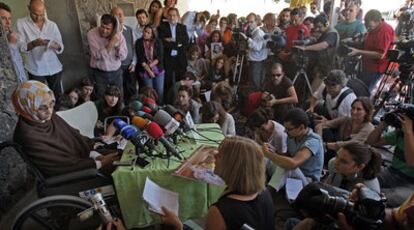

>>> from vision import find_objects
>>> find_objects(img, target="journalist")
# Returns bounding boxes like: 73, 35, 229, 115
239, 13, 268, 89
348, 9, 394, 92
294, 13, 339, 87
366, 111, 414, 207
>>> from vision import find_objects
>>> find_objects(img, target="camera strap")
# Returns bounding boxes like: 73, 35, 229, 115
323, 88, 354, 111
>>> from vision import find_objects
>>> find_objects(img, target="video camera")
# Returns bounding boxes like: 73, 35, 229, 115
290, 29, 317, 68
263, 30, 286, 53
232, 27, 248, 54
337, 33, 365, 57
294, 182, 386, 230
382, 103, 414, 129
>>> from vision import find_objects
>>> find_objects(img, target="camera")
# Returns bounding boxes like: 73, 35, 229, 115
232, 27, 248, 54
382, 103, 414, 129
263, 30, 286, 52
294, 182, 386, 230
337, 33, 365, 57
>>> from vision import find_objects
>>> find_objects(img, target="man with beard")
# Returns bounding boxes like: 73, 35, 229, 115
263, 63, 298, 122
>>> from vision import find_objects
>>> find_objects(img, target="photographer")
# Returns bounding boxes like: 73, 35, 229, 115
366, 112, 414, 207
348, 10, 394, 92
239, 13, 268, 89
294, 13, 339, 84
394, 0, 413, 37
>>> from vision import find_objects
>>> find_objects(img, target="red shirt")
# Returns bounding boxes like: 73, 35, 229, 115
362, 21, 394, 73
284, 24, 310, 52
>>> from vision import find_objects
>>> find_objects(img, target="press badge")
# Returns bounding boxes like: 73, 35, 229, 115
171, 49, 178, 56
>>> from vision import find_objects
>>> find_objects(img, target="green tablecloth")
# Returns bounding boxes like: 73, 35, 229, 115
112, 124, 226, 229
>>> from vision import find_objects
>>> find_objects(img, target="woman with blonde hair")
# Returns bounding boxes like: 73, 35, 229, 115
160, 136, 275, 230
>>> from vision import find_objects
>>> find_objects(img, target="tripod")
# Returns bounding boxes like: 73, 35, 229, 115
292, 51, 313, 107
232, 52, 246, 96
373, 62, 414, 117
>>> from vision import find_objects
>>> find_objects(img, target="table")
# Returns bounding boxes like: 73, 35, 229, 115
112, 124, 226, 229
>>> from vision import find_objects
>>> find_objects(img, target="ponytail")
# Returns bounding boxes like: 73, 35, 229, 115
342, 142, 382, 180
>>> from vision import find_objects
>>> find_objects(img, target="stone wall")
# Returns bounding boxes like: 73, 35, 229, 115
0, 21, 30, 218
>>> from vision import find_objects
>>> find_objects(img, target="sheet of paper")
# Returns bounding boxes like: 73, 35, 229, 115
143, 177, 179, 216
203, 90, 212, 102
267, 166, 287, 191
286, 178, 303, 201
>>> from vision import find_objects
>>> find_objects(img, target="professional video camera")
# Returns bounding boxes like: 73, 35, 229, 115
290, 29, 317, 68
382, 103, 414, 129
294, 182, 386, 230
337, 33, 365, 57
232, 27, 248, 54
263, 30, 286, 53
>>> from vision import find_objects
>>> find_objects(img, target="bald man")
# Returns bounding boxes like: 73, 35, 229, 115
0, 2, 26, 83
16, 0, 64, 98
111, 6, 137, 104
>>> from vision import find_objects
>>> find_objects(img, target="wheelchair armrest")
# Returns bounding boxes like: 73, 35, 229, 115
45, 169, 103, 186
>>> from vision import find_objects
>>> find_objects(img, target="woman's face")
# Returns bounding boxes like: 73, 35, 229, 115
165, 0, 175, 7
178, 90, 190, 106
68, 91, 79, 106
143, 27, 153, 40
82, 86, 93, 98
150, 3, 161, 13
215, 59, 224, 69
351, 101, 367, 122
190, 51, 200, 60
334, 148, 362, 176
104, 94, 119, 107
212, 32, 220, 42
36, 93, 55, 122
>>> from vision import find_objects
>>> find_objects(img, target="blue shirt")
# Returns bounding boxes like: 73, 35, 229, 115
287, 129, 324, 181
169, 23, 177, 42
9, 43, 27, 83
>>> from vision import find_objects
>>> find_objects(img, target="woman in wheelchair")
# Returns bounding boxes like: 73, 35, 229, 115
12, 80, 119, 177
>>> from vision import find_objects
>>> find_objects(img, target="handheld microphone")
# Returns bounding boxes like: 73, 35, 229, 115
144, 98, 159, 112
131, 116, 151, 129
130, 100, 143, 113
145, 122, 182, 160
154, 109, 181, 135
136, 111, 154, 121
164, 105, 191, 131
113, 119, 145, 150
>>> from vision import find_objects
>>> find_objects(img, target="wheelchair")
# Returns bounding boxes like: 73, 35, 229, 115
0, 141, 120, 230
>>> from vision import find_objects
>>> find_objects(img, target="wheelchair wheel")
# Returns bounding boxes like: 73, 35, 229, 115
12, 195, 100, 230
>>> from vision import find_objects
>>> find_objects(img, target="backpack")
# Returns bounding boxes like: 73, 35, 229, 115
322, 78, 370, 110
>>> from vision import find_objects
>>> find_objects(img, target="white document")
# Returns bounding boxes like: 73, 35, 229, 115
268, 166, 286, 191
143, 177, 179, 216
203, 90, 212, 102
285, 178, 303, 201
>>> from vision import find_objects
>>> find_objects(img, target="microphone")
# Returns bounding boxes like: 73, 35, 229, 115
164, 105, 191, 131
141, 106, 153, 114
130, 100, 143, 113
145, 122, 182, 160
136, 111, 154, 121
144, 98, 159, 112
131, 116, 151, 129
113, 119, 145, 150
154, 109, 181, 135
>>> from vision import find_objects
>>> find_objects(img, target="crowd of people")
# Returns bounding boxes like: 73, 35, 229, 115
2, 0, 414, 229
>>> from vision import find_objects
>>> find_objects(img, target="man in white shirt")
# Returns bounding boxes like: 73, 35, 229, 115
17, 0, 64, 98
309, 69, 357, 121
240, 13, 268, 89
0, 2, 26, 83
133, 9, 148, 41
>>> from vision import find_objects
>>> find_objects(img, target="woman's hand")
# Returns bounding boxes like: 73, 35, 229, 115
160, 206, 183, 230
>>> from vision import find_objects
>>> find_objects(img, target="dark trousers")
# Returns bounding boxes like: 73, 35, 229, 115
121, 65, 138, 104
92, 68, 123, 100
164, 57, 185, 104
28, 71, 63, 99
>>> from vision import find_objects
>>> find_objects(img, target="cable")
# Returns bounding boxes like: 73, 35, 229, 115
190, 128, 221, 144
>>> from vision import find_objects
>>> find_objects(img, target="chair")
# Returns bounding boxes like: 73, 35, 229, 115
0, 141, 115, 230
56, 101, 98, 138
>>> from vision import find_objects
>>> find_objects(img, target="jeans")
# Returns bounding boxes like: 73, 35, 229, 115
249, 60, 266, 89
142, 72, 165, 104
93, 68, 123, 100
359, 72, 382, 93
378, 167, 414, 207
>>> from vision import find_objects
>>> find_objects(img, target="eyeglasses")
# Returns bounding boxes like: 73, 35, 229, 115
285, 126, 299, 132
30, 11, 45, 19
